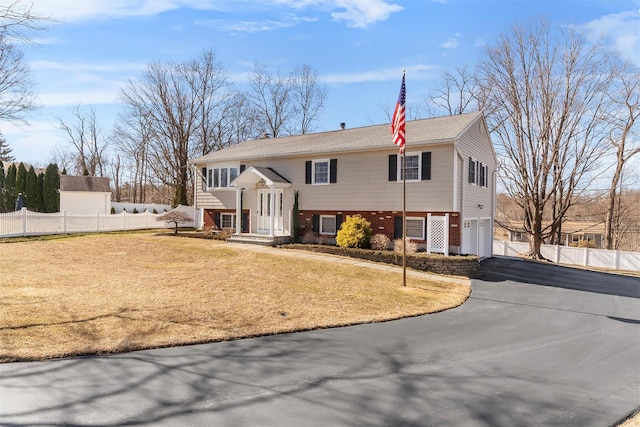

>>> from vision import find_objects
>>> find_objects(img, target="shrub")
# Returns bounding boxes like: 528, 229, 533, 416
302, 229, 317, 244
371, 234, 391, 251
336, 215, 372, 249
571, 239, 596, 249
132, 207, 139, 214
152, 208, 158, 214
110, 207, 116, 214
393, 238, 418, 255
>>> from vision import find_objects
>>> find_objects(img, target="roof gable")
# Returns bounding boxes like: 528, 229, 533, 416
191, 112, 484, 164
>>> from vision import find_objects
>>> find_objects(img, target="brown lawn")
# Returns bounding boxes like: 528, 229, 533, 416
0, 232, 470, 362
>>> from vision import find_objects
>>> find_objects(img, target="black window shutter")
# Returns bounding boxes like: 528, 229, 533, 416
389, 155, 397, 181
242, 212, 249, 232
214, 212, 221, 229
201, 167, 207, 182
312, 214, 319, 232
421, 152, 431, 181
240, 164, 246, 173
394, 216, 403, 239
305, 161, 312, 184
468, 157, 474, 183
335, 214, 343, 232
330, 159, 337, 183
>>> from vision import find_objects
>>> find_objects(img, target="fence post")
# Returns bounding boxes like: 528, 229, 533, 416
426, 213, 432, 254
123, 211, 127, 231
444, 214, 449, 256
555, 244, 561, 264
614, 250, 620, 270
583, 247, 589, 267
63, 210, 68, 233
96, 210, 100, 232
21, 207, 27, 236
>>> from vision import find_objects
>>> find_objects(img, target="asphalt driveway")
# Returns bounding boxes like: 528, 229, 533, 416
1, 256, 638, 426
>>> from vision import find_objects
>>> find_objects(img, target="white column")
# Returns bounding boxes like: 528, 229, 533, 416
444, 214, 450, 256
235, 188, 242, 235
269, 186, 275, 236
426, 213, 432, 254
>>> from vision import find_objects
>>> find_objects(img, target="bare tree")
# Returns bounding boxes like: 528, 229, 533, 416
0, 0, 47, 123
112, 113, 151, 203
425, 65, 479, 116
57, 105, 109, 176
476, 18, 613, 259
249, 63, 293, 138
120, 49, 232, 206
289, 64, 327, 134
602, 63, 640, 249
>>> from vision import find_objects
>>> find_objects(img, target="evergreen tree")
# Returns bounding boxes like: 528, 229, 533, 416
16, 162, 27, 195
42, 163, 60, 212
5, 163, 17, 211
0, 160, 5, 212
0, 132, 15, 162
25, 166, 38, 210
36, 171, 44, 212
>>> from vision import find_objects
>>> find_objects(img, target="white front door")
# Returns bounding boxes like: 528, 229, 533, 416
257, 189, 284, 234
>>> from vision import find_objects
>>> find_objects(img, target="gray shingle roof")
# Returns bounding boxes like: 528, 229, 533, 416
59, 176, 111, 192
251, 166, 291, 184
191, 112, 482, 164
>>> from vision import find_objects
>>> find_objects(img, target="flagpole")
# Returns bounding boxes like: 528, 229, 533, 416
401, 69, 406, 287
402, 148, 407, 287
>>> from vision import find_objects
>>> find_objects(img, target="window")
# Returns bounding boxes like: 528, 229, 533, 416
306, 159, 337, 184
401, 154, 420, 181
585, 234, 595, 242
229, 167, 238, 183
512, 231, 523, 241
320, 215, 336, 235
314, 160, 329, 184
469, 158, 488, 187
571, 235, 580, 243
208, 166, 239, 189
389, 152, 430, 182
221, 213, 235, 229
406, 217, 425, 240
469, 158, 476, 184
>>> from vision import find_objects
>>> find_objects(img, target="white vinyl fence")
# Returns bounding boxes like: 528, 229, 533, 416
0, 206, 199, 238
493, 240, 640, 272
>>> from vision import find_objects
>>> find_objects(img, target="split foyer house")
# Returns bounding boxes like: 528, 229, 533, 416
189, 112, 496, 257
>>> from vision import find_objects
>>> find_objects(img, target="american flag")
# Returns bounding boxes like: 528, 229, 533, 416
391, 73, 406, 154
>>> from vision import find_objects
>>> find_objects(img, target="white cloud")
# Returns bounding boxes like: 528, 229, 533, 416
30, 0, 402, 29
331, 0, 403, 28
583, 9, 640, 66
197, 19, 295, 33
321, 64, 435, 84
440, 33, 461, 49
30, 60, 146, 73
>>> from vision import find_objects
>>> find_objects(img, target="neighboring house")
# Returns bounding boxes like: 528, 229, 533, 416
59, 175, 111, 215
495, 221, 606, 248
189, 112, 496, 257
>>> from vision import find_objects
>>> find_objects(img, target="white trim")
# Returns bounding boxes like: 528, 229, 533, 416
319, 215, 337, 235
312, 159, 330, 185
397, 151, 421, 182
405, 216, 425, 240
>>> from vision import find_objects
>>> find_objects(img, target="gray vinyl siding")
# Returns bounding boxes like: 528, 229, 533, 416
195, 144, 456, 213
457, 120, 496, 219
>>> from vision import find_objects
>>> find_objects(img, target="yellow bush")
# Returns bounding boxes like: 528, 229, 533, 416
336, 215, 372, 248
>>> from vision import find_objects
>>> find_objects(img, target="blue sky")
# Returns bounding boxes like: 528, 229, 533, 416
3, 0, 639, 167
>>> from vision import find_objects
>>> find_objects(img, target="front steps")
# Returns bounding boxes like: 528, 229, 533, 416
226, 233, 291, 246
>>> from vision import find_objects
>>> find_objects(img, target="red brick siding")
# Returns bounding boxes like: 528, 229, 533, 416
299, 210, 460, 246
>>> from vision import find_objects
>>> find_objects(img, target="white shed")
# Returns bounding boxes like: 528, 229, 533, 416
59, 176, 111, 215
